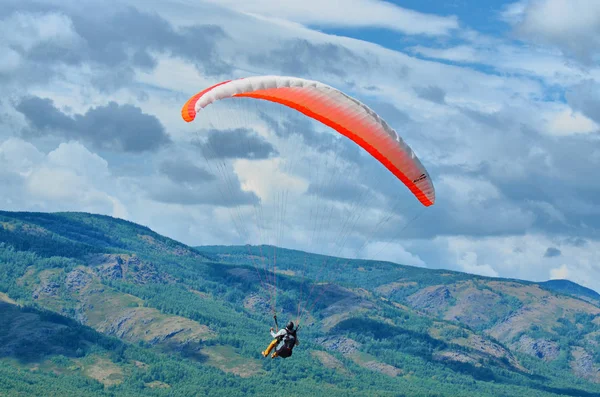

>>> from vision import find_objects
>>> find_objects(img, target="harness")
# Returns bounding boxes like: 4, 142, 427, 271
276, 327, 297, 358
282, 328, 297, 349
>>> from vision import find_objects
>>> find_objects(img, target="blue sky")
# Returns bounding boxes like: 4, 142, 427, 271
1, 0, 600, 291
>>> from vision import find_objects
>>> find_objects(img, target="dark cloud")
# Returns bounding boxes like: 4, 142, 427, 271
171, 25, 231, 76
566, 79, 600, 125
159, 159, 215, 184
544, 247, 561, 258
16, 96, 75, 131
132, 50, 157, 70
91, 67, 138, 94
77, 102, 170, 152
147, 175, 258, 207
248, 39, 368, 78
414, 85, 446, 104
198, 128, 278, 160
16, 96, 170, 152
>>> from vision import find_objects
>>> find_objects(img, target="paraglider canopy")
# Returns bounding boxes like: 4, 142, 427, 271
181, 75, 435, 207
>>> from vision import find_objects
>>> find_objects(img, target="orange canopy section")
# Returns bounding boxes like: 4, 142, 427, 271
181, 76, 435, 207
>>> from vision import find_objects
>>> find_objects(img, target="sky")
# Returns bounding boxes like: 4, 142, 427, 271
1, 0, 600, 291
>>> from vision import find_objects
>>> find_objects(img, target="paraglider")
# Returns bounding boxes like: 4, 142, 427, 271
262, 317, 299, 359
181, 75, 435, 359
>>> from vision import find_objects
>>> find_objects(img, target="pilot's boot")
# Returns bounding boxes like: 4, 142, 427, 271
262, 339, 278, 357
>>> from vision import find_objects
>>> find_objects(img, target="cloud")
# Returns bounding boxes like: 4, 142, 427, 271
198, 128, 278, 160
566, 79, 600, 125
0, 138, 44, 172
455, 251, 499, 278
414, 85, 446, 104
544, 247, 562, 257
140, 146, 260, 208
408, 32, 597, 88
47, 139, 110, 178
1, 0, 600, 292
205, 0, 459, 36
262, 113, 363, 165
361, 242, 426, 268
367, 101, 412, 126
159, 159, 215, 184
415, 174, 536, 238
410, 44, 481, 63
414, 234, 600, 292
16, 96, 171, 152
549, 264, 569, 279
500, 1, 528, 25
545, 108, 598, 136
0, 138, 127, 217
0, 10, 81, 84
146, 176, 258, 207
248, 39, 367, 78
0, 4, 231, 91
508, 0, 600, 64
16, 96, 75, 131
233, 158, 308, 204
306, 180, 371, 204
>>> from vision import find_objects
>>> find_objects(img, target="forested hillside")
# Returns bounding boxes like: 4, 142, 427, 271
1, 210, 599, 396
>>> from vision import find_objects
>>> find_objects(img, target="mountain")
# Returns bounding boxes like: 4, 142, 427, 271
539, 279, 600, 306
1, 210, 599, 396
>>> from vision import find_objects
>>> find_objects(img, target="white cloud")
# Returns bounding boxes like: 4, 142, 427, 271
361, 242, 426, 268
233, 158, 308, 203
500, 1, 528, 24
550, 263, 569, 279
455, 251, 499, 278
410, 40, 596, 88
516, 0, 600, 41
0, 138, 126, 218
0, 11, 80, 51
201, 0, 459, 36
424, 234, 600, 292
545, 108, 598, 136
47, 141, 110, 178
508, 0, 600, 63
0, 138, 45, 174
28, 167, 89, 201
411, 45, 481, 63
